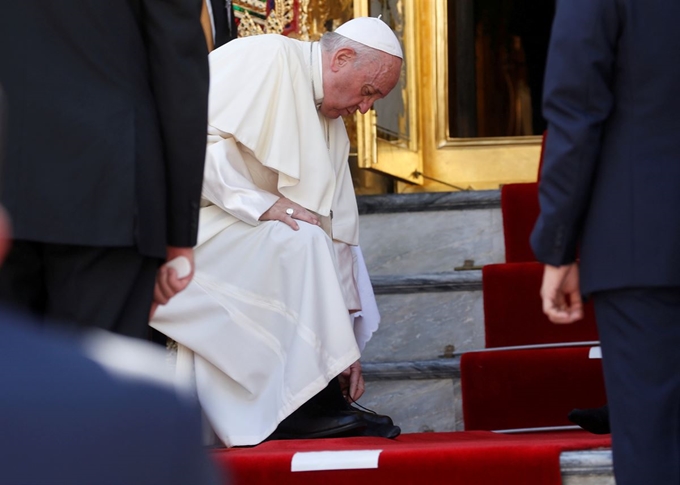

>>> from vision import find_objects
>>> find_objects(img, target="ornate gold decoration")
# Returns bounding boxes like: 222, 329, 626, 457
266, 0, 295, 34
236, 0, 295, 37
304, 0, 353, 39
298, 0, 310, 40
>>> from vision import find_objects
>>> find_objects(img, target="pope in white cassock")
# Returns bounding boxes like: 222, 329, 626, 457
151, 17, 403, 447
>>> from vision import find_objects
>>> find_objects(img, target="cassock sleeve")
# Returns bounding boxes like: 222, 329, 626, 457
202, 132, 280, 226
530, 0, 619, 266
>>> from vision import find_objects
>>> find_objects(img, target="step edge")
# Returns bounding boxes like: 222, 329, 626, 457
560, 450, 613, 476
371, 271, 483, 294
362, 358, 461, 381
358, 190, 501, 215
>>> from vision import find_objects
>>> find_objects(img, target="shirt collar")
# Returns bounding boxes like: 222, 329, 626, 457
310, 42, 324, 108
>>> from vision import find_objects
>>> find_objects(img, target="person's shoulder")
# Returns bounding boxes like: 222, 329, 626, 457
211, 34, 305, 62
231, 33, 302, 48
0, 306, 220, 485
0, 304, 191, 419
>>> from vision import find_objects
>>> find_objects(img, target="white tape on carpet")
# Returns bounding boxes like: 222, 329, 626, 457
589, 346, 602, 359
291, 450, 382, 472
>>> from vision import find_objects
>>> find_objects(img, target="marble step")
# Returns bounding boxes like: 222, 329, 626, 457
357, 190, 501, 215
355, 192, 501, 435
363, 271, 485, 362
358, 374, 462, 433
358, 191, 505, 276
358, 358, 462, 433
561, 450, 615, 485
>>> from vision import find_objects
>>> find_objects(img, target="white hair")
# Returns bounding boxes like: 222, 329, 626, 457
320, 31, 384, 67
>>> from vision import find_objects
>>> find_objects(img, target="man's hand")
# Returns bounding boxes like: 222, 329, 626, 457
259, 197, 320, 231
339, 360, 365, 402
541, 263, 584, 324
150, 246, 195, 319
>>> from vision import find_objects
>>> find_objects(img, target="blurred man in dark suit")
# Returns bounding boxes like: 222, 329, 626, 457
0, 1, 209, 338
0, 303, 224, 485
532, 1, 680, 483
0, 85, 222, 485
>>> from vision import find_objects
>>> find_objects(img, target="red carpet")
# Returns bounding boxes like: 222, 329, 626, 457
461, 346, 607, 430
483, 262, 599, 348
501, 182, 541, 263
213, 431, 610, 485
500, 132, 546, 263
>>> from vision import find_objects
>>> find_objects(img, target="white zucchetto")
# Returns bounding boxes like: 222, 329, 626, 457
334, 17, 403, 59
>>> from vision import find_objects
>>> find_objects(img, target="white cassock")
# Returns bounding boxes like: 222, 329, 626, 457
150, 34, 380, 447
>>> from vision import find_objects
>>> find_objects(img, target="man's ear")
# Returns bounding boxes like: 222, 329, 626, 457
330, 48, 356, 72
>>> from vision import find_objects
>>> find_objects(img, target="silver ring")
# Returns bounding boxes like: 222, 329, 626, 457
286, 208, 294, 216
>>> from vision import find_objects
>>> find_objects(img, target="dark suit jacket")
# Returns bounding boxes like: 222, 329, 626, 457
531, 0, 680, 295
210, 0, 238, 48
0, 1, 209, 258
0, 306, 222, 485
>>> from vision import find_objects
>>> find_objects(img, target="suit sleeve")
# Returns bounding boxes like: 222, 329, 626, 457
530, 0, 620, 266
141, 0, 210, 248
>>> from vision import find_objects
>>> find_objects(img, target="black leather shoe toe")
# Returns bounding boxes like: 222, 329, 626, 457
345, 407, 393, 426
361, 422, 401, 439
268, 411, 367, 441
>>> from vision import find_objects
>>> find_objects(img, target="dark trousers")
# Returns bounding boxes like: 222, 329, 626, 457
0, 241, 160, 339
593, 287, 680, 485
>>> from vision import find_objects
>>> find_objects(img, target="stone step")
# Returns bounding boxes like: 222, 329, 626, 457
358, 376, 462, 434
359, 271, 481, 430
358, 359, 461, 433
561, 450, 615, 485
363, 271, 484, 362
357, 190, 501, 214
354, 191, 500, 436
356, 192, 615, 480
358, 191, 504, 276
371, 271, 482, 294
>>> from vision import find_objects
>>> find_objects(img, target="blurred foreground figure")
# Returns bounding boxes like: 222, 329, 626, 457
0, 311, 223, 485
0, 1, 209, 337
0, 87, 222, 485
532, 0, 680, 483
152, 17, 402, 446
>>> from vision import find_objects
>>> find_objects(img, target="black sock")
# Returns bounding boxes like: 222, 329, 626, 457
298, 377, 348, 416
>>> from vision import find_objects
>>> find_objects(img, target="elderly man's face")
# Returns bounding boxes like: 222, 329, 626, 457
320, 49, 401, 119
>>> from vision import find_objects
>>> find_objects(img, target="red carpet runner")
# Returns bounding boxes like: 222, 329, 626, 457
213, 431, 610, 485
461, 347, 607, 430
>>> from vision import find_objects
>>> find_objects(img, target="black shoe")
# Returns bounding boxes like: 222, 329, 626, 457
360, 421, 401, 439
342, 401, 400, 438
568, 404, 610, 434
268, 410, 367, 440
345, 406, 393, 426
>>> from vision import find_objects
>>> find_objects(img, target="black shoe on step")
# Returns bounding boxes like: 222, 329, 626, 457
359, 421, 401, 439
268, 409, 367, 441
342, 400, 400, 438
568, 404, 610, 435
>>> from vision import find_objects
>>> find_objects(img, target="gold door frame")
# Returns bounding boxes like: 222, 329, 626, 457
356, 0, 542, 192
355, 0, 422, 185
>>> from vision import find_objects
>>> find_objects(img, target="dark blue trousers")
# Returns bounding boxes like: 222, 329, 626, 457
594, 287, 680, 485
0, 241, 160, 339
